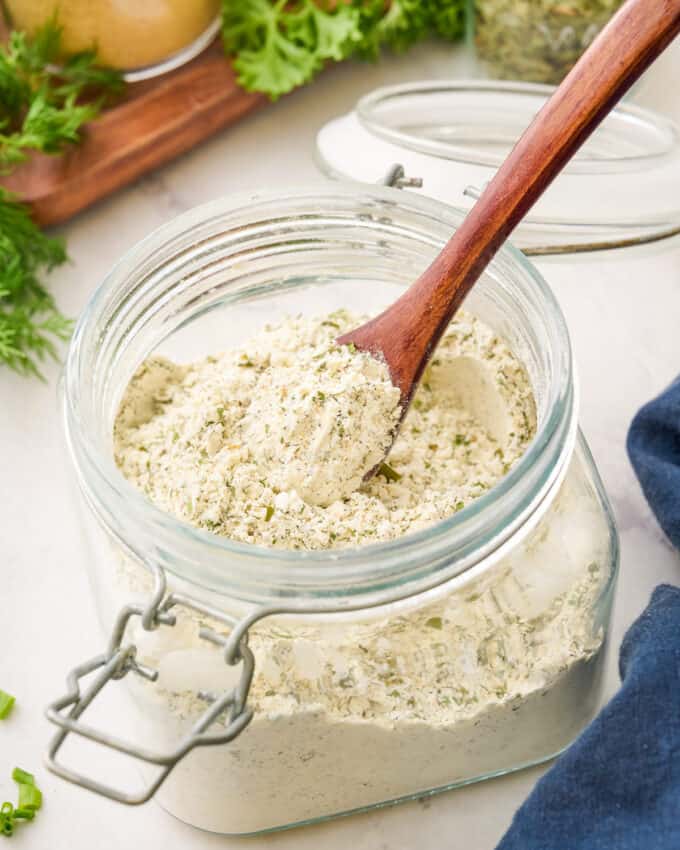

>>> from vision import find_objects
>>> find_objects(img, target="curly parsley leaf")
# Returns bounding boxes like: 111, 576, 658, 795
223, 0, 363, 100
286, 1, 363, 61
364, 0, 433, 55
358, 0, 466, 58
222, 0, 466, 99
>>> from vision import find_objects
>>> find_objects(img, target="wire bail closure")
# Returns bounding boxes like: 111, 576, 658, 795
44, 538, 466, 807
380, 163, 423, 189
45, 563, 256, 805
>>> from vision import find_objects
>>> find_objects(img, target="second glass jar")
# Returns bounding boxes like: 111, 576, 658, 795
472, 0, 625, 84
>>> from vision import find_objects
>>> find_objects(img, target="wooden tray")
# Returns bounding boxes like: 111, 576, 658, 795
0, 38, 268, 227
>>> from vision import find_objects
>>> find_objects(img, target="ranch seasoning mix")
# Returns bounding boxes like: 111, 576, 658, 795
108, 308, 611, 832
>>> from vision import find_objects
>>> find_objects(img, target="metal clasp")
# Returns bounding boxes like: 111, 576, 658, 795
45, 552, 461, 806
380, 163, 423, 190
45, 564, 255, 805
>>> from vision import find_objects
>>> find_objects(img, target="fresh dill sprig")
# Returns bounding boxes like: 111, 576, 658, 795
0, 21, 123, 377
0, 190, 71, 378
0, 23, 123, 170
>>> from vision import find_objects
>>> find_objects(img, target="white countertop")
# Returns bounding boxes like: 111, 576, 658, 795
2, 41, 680, 850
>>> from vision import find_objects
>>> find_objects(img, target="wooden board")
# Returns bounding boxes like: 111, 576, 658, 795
0, 38, 268, 227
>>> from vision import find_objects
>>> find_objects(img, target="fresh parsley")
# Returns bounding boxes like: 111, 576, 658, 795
222, 0, 466, 100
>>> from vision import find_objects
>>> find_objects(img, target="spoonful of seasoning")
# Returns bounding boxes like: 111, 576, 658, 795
338, 0, 680, 452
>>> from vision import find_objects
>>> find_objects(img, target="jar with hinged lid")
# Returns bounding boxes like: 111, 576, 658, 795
47, 185, 618, 835
316, 80, 680, 255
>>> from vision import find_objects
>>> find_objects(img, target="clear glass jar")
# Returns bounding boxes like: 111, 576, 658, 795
52, 186, 619, 835
317, 81, 680, 255
4, 0, 222, 81
472, 0, 624, 85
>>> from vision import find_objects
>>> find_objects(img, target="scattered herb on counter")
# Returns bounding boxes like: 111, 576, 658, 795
0, 23, 123, 377
473, 0, 623, 85
0, 691, 14, 720
221, 0, 466, 100
0, 768, 42, 837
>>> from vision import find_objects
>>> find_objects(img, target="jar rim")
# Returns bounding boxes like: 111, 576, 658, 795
356, 80, 679, 172
63, 184, 576, 606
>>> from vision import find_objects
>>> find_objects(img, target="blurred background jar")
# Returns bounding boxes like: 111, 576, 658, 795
472, 0, 624, 84
3, 0, 222, 80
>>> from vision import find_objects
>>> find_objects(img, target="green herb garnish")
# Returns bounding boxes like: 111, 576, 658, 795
425, 616, 443, 630
265, 504, 275, 522
0, 191, 71, 377
0, 22, 122, 378
221, 0, 465, 98
0, 691, 15, 720
11, 769, 34, 787
1, 768, 42, 837
16, 785, 41, 813
11, 809, 34, 822
0, 25, 123, 171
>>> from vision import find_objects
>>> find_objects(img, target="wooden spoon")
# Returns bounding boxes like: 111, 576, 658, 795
339, 0, 680, 421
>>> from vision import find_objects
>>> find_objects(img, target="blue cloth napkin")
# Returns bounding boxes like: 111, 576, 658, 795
496, 378, 680, 850
628, 376, 680, 549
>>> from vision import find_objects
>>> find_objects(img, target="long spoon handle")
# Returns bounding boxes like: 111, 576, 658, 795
345, 0, 680, 398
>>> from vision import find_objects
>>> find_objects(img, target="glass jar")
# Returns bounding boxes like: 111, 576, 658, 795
317, 81, 680, 255
472, 0, 624, 85
49, 186, 619, 835
4, 0, 222, 81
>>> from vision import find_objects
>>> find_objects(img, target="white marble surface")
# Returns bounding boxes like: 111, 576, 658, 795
1, 41, 680, 850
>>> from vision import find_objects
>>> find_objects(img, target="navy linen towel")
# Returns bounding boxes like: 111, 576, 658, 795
627, 376, 680, 549
496, 379, 680, 850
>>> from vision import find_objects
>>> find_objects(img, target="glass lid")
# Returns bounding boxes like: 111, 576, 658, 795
315, 80, 680, 255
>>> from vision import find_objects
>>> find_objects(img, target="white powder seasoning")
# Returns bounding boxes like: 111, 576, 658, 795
111, 310, 613, 834
114, 310, 535, 548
